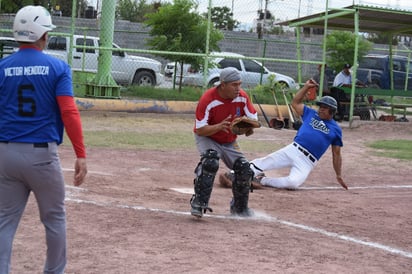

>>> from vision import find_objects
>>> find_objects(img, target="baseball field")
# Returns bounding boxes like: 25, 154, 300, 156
11, 111, 412, 273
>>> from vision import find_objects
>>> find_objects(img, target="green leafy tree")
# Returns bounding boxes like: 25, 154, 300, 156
366, 33, 398, 45
326, 30, 373, 71
1, 0, 31, 13
57, 0, 88, 17
116, 0, 139, 21
267, 22, 284, 35
205, 6, 239, 31
145, 0, 224, 91
116, 0, 157, 22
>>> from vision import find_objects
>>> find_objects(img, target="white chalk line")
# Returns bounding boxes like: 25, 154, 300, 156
168, 186, 412, 193
62, 167, 151, 176
65, 191, 412, 260
300, 185, 412, 190
62, 168, 412, 191
62, 168, 114, 176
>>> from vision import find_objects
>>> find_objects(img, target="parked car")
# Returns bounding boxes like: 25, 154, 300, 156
164, 62, 175, 77
164, 62, 191, 77
0, 37, 19, 59
179, 52, 299, 90
45, 35, 164, 86
357, 54, 412, 90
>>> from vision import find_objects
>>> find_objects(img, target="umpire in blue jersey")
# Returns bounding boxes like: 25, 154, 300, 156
0, 6, 87, 274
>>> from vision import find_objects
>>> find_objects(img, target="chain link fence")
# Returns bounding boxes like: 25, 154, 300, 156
1, 0, 411, 96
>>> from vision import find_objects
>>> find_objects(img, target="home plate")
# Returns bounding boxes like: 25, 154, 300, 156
170, 188, 193, 194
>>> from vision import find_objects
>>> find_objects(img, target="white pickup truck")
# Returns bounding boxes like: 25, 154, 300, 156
45, 35, 164, 86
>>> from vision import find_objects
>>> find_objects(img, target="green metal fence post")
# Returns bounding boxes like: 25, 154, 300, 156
86, 0, 120, 98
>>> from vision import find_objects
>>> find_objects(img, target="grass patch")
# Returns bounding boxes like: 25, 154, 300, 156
119, 84, 291, 105
368, 139, 412, 160
61, 112, 281, 153
77, 130, 279, 153
82, 130, 195, 150
121, 86, 205, 101
237, 138, 283, 154
61, 112, 196, 151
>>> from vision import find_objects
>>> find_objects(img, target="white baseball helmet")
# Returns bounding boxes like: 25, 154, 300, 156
13, 5, 56, 42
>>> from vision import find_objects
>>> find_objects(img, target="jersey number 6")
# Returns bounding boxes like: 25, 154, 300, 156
18, 84, 36, 117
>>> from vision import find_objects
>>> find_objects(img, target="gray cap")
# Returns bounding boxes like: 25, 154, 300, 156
316, 96, 337, 110
215, 67, 241, 86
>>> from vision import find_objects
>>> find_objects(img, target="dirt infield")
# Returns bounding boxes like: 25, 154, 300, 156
11, 112, 412, 273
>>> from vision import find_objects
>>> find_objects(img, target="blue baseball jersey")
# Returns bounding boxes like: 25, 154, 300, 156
0, 47, 73, 144
293, 105, 343, 160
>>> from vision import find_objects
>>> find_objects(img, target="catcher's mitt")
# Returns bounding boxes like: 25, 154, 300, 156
230, 116, 261, 136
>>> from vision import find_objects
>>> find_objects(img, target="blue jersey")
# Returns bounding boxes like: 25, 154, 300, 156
0, 47, 73, 144
293, 105, 343, 160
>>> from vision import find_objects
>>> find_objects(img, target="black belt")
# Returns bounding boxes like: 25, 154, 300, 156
293, 142, 316, 163
0, 141, 48, 148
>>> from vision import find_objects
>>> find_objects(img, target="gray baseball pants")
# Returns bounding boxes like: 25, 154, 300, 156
195, 135, 245, 169
0, 142, 66, 274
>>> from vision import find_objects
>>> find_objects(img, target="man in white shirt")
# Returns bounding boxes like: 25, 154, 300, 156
331, 63, 353, 121
332, 63, 367, 121
333, 63, 353, 87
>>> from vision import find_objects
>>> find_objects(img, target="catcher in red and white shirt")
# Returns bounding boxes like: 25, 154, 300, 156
190, 67, 259, 218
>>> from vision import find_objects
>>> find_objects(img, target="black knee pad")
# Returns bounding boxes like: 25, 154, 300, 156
233, 157, 253, 183
231, 157, 253, 215
191, 149, 220, 213
199, 149, 219, 174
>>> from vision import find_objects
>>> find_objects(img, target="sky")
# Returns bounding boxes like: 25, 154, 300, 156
88, 0, 412, 25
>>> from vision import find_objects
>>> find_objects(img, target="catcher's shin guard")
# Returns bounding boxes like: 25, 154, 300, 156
230, 157, 254, 216
190, 149, 219, 217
